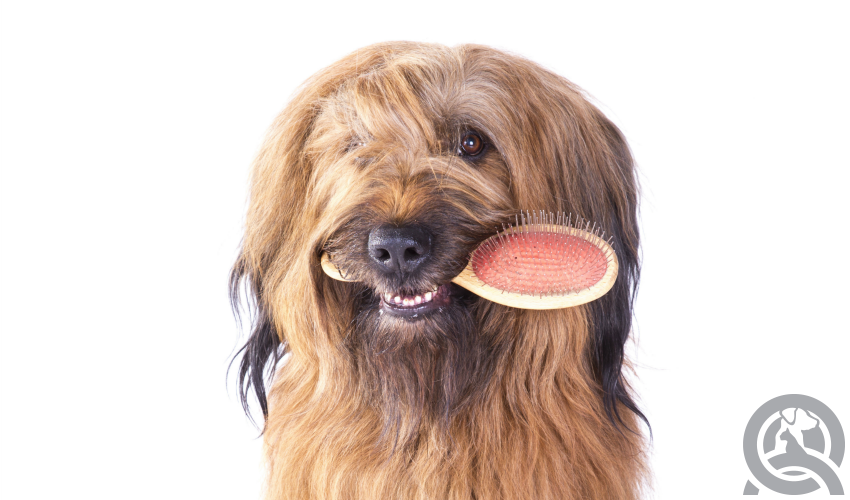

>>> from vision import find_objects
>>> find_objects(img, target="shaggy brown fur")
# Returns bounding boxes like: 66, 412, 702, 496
232, 42, 649, 499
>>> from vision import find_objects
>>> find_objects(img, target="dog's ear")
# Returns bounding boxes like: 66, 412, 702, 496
476, 48, 645, 433
229, 84, 325, 423
228, 74, 327, 424
458, 46, 648, 434
512, 59, 646, 435
230, 46, 401, 424
582, 112, 648, 436
229, 100, 313, 424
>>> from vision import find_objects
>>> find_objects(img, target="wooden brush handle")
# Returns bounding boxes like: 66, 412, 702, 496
320, 252, 358, 282
319, 252, 618, 310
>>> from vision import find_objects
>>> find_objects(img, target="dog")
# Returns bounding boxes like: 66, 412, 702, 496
231, 42, 649, 499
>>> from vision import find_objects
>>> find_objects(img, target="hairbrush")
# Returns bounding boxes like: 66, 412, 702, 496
321, 211, 618, 310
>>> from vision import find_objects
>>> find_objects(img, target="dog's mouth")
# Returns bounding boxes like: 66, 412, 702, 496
379, 283, 453, 318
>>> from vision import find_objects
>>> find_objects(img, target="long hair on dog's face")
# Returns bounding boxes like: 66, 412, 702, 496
232, 42, 647, 499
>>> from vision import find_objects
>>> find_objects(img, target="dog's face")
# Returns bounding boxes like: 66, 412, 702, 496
233, 43, 642, 441
311, 66, 513, 325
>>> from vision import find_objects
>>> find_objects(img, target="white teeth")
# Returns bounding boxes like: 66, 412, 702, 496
384, 288, 440, 307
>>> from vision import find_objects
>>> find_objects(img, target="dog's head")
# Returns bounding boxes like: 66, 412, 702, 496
232, 42, 644, 439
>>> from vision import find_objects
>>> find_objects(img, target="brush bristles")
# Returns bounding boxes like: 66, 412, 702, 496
470, 211, 615, 297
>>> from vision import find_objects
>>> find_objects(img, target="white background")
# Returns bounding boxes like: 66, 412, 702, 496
1, 1, 848, 498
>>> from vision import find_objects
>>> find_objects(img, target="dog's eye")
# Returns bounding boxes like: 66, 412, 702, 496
347, 140, 366, 153
458, 132, 485, 157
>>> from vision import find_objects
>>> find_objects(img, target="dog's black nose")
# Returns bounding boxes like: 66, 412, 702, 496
368, 225, 432, 274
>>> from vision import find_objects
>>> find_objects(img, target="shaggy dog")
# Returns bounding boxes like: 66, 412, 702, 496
231, 42, 649, 499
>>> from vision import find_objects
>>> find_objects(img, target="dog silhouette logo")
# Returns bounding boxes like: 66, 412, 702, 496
743, 394, 844, 495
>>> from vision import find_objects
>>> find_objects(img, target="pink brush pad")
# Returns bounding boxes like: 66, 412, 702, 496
471, 231, 608, 295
